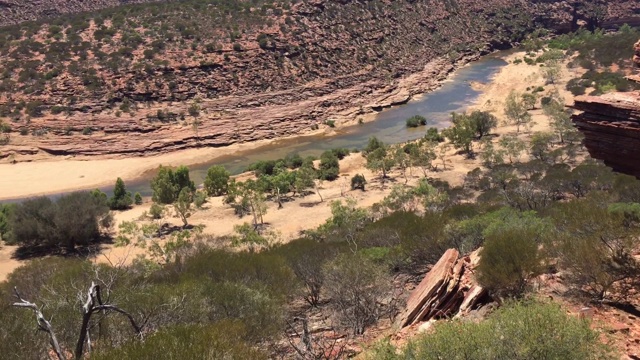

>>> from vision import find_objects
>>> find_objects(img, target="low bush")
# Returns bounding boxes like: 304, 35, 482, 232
405, 115, 427, 128
351, 174, 367, 191
368, 301, 615, 360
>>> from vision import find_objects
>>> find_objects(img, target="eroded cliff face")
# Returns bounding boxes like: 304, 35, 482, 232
571, 40, 640, 178
1, 0, 639, 159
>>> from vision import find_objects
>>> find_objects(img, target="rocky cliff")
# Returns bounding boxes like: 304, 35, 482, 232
571, 40, 640, 178
0, 0, 639, 159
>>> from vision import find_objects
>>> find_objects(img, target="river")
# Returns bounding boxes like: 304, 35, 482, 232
3, 52, 509, 201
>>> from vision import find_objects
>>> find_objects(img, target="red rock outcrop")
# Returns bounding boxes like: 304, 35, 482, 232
1, 1, 639, 159
397, 249, 487, 328
572, 40, 640, 179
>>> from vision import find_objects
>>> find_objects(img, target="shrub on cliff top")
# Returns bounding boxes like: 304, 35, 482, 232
368, 301, 615, 360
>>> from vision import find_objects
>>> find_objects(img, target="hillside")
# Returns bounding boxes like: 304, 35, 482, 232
0, 0, 161, 27
0, 0, 639, 159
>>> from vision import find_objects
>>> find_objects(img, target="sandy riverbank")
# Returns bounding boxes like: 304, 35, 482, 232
0, 49, 577, 279
0, 50, 495, 201
96, 50, 578, 267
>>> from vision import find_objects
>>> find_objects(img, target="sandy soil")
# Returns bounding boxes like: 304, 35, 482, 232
0, 134, 324, 201
0, 49, 578, 279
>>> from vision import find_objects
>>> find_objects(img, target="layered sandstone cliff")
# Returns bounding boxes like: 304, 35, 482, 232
1, 1, 639, 159
571, 40, 640, 178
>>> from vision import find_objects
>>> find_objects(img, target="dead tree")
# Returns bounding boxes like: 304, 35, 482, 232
12, 287, 66, 360
286, 317, 347, 360
75, 282, 143, 359
13, 282, 143, 360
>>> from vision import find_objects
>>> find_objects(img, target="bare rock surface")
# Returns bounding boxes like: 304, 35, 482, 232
397, 248, 487, 328
572, 40, 640, 178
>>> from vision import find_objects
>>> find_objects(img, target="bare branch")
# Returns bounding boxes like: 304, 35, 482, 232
12, 287, 67, 360
75, 283, 143, 359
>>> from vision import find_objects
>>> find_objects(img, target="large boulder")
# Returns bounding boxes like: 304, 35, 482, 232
397, 248, 487, 328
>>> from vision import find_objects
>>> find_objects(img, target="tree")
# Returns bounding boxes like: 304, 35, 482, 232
498, 135, 526, 163
408, 140, 436, 177
108, 177, 133, 210
351, 174, 367, 191
436, 143, 451, 170
204, 165, 230, 196
542, 60, 561, 84
392, 145, 410, 183
366, 147, 395, 183
529, 132, 555, 162
543, 96, 577, 144
174, 187, 193, 227
151, 165, 195, 204
521, 93, 538, 110
233, 180, 268, 227
0, 203, 15, 241
134, 192, 143, 205
442, 112, 475, 156
469, 110, 498, 138
504, 91, 533, 133
8, 192, 110, 252
322, 253, 390, 335
480, 139, 505, 169
319, 151, 340, 181
294, 166, 316, 196
363, 136, 385, 155
13, 283, 142, 360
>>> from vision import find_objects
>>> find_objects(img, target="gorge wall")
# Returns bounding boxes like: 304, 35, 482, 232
572, 40, 640, 178
1, 0, 640, 159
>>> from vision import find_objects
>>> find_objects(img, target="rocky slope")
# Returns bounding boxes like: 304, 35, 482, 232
0, 0, 161, 27
572, 40, 640, 178
0, 0, 639, 159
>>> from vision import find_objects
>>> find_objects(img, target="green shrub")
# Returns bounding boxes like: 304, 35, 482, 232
351, 174, 367, 190
324, 119, 336, 128
323, 252, 390, 335
0, 203, 15, 241
204, 165, 230, 196
193, 190, 207, 208
149, 203, 165, 219
368, 301, 615, 360
92, 322, 266, 360
405, 115, 427, 128
424, 127, 444, 142
8, 192, 110, 252
108, 177, 133, 210
246, 160, 277, 176
134, 192, 143, 205
476, 226, 544, 298
330, 147, 351, 160
319, 151, 340, 181
151, 165, 195, 204
0, 121, 10, 133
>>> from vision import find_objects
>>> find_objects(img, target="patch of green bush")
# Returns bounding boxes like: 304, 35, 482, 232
368, 301, 615, 360
405, 115, 427, 128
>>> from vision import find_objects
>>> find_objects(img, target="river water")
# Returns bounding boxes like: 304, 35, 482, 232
5, 52, 508, 201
